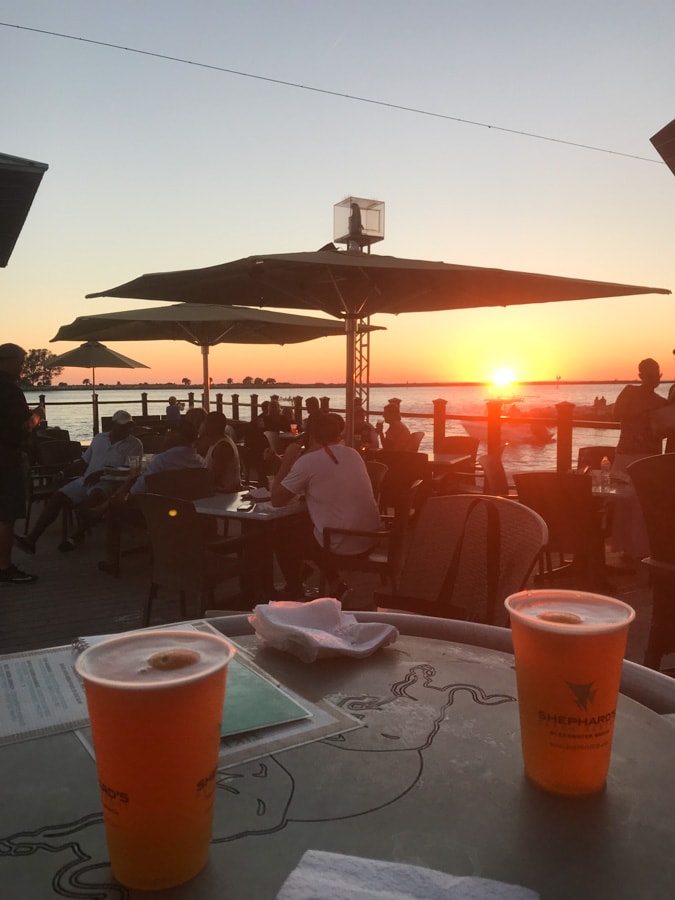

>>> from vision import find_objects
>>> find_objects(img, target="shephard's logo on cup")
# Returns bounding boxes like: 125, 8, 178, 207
565, 680, 596, 711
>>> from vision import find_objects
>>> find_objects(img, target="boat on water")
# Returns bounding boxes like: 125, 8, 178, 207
462, 420, 555, 446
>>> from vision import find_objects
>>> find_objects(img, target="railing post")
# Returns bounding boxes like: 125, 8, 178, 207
250, 394, 259, 421
187, 392, 195, 409
556, 401, 575, 472
141, 392, 149, 416
433, 398, 447, 452
486, 399, 503, 457
92, 393, 99, 435
231, 393, 240, 420
293, 396, 303, 425
215, 393, 223, 413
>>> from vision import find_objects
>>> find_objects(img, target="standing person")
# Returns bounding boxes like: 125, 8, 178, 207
612, 357, 667, 478
271, 412, 381, 599
0, 343, 40, 584
376, 402, 414, 451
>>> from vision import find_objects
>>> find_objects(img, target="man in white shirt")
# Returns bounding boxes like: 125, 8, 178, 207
271, 413, 381, 599
15, 410, 142, 553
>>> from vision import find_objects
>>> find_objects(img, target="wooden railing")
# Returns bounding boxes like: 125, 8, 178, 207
38, 391, 618, 464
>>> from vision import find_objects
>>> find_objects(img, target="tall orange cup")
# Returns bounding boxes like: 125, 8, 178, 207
76, 630, 235, 890
504, 590, 635, 797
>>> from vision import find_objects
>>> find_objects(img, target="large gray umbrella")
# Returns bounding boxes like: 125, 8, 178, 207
53, 303, 383, 411
47, 340, 149, 433
86, 246, 671, 442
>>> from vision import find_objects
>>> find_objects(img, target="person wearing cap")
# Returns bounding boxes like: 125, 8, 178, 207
15, 410, 142, 554
0, 343, 41, 584
612, 358, 667, 479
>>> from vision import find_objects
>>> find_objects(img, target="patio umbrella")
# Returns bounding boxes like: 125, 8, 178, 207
86, 246, 671, 443
52, 303, 383, 411
47, 340, 150, 434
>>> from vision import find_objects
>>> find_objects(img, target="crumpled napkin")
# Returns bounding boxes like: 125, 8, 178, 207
248, 598, 398, 663
276, 850, 539, 899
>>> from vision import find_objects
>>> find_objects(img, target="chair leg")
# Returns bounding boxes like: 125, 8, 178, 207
143, 583, 159, 628
644, 576, 675, 670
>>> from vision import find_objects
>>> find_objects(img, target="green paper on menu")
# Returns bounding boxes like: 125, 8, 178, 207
222, 655, 310, 737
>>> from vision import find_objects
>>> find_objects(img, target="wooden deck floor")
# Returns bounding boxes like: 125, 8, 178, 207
0, 510, 665, 671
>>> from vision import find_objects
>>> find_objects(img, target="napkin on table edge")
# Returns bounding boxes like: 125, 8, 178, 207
276, 849, 539, 899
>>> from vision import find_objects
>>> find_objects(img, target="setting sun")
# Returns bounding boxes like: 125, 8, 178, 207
492, 368, 516, 388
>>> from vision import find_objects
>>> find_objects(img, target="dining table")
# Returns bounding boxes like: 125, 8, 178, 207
1, 613, 673, 899
194, 490, 309, 604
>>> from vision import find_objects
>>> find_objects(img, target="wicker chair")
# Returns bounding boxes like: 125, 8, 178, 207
135, 493, 244, 626
375, 494, 548, 626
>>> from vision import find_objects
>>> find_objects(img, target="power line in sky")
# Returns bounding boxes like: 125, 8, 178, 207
1, 20, 664, 166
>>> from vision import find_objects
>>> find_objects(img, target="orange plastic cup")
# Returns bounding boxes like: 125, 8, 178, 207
76, 630, 235, 890
505, 590, 634, 796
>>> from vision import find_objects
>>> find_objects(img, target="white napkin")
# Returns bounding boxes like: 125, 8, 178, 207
248, 598, 398, 663
247, 487, 272, 501
276, 850, 539, 899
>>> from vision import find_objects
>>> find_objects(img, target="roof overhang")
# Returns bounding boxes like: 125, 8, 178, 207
650, 117, 675, 177
0, 152, 48, 267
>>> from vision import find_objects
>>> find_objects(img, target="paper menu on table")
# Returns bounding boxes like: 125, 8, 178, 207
0, 622, 312, 745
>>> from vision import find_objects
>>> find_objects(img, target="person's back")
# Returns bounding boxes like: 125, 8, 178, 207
377, 404, 413, 451
277, 414, 380, 555
200, 411, 242, 493
614, 358, 666, 457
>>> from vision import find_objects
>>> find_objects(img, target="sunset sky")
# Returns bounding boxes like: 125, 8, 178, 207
2, 2, 674, 386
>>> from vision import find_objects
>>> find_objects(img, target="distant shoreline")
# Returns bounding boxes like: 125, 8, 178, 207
28, 379, 643, 392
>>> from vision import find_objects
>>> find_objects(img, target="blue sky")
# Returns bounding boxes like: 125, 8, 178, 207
2, 2, 674, 385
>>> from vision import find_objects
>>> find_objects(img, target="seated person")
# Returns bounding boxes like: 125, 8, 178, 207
262, 398, 293, 433
197, 411, 242, 493
302, 396, 321, 433
376, 403, 414, 451
98, 417, 207, 576
15, 410, 142, 553
165, 396, 183, 421
353, 404, 379, 451
271, 412, 381, 599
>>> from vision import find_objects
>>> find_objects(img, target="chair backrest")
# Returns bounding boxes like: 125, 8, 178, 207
627, 453, 675, 563
409, 431, 425, 451
576, 445, 616, 473
478, 453, 510, 496
513, 471, 596, 552
394, 494, 547, 625
437, 435, 480, 466
35, 439, 83, 467
144, 467, 216, 500
264, 430, 285, 455
139, 432, 167, 453
365, 461, 388, 503
135, 493, 207, 593
375, 450, 430, 512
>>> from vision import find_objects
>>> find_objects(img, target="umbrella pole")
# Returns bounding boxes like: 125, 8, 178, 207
202, 344, 210, 411
345, 315, 356, 447
91, 366, 99, 435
